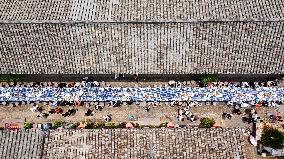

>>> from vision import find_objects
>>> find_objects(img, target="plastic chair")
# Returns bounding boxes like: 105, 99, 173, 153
128, 114, 136, 121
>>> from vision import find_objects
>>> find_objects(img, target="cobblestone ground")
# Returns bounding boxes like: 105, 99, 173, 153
0, 103, 250, 128
1, 100, 283, 129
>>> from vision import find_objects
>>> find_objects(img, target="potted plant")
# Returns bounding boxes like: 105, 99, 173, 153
105, 122, 116, 129
52, 120, 65, 129
85, 123, 94, 129
23, 122, 33, 129
200, 117, 215, 128
199, 73, 217, 86
95, 121, 105, 129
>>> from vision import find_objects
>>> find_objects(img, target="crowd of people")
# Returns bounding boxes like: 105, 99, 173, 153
29, 103, 114, 122
1, 78, 283, 125
1, 79, 284, 105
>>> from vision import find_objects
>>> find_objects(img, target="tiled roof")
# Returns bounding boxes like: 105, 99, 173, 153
0, 1, 283, 74
0, 22, 283, 74
44, 128, 247, 158
0, 130, 44, 158
0, 128, 247, 158
0, 0, 283, 22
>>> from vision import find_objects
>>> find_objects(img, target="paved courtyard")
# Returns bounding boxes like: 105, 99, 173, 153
0, 102, 250, 128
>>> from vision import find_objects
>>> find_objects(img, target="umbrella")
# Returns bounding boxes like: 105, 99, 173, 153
167, 122, 174, 128
213, 123, 221, 128
126, 122, 134, 128
43, 123, 52, 130
128, 114, 135, 121
77, 122, 86, 129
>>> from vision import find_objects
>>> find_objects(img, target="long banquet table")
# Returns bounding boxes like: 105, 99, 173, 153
0, 86, 283, 102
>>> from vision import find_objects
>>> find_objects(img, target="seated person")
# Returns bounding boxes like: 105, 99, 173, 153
232, 109, 241, 115
126, 99, 134, 105
170, 101, 178, 107
152, 102, 159, 108
67, 108, 76, 115
113, 101, 122, 107
62, 112, 70, 117
143, 106, 150, 112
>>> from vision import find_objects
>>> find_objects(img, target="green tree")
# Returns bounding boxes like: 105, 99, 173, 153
23, 122, 33, 129
52, 120, 64, 129
200, 117, 215, 128
199, 73, 217, 85
261, 127, 284, 149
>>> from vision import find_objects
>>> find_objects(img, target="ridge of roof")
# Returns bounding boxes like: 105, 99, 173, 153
0, 0, 283, 21
0, 18, 283, 24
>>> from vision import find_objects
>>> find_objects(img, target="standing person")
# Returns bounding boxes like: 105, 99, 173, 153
133, 74, 139, 83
